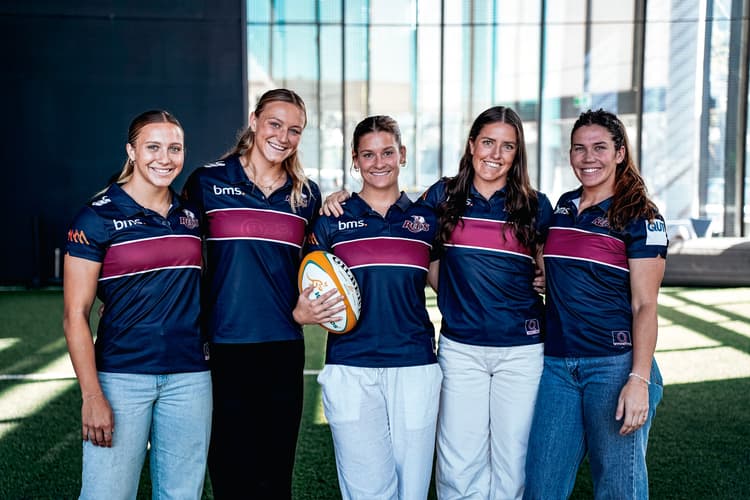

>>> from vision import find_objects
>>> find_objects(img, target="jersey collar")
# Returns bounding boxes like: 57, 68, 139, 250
568, 186, 613, 214
106, 182, 183, 217
348, 191, 412, 217
225, 153, 293, 194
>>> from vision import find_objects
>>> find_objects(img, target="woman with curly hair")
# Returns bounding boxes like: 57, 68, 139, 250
523, 109, 667, 499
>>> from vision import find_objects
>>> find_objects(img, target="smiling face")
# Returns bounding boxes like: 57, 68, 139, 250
569, 124, 625, 197
125, 122, 184, 189
353, 131, 405, 192
469, 121, 518, 196
249, 100, 305, 167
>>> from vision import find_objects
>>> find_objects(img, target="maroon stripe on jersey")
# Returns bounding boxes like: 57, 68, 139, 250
101, 235, 202, 280
334, 237, 431, 270
544, 227, 628, 271
448, 217, 531, 257
206, 208, 307, 248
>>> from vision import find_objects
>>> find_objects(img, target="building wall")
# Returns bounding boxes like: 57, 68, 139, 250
0, 1, 246, 285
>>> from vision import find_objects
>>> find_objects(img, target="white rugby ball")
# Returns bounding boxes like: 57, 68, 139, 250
298, 250, 361, 334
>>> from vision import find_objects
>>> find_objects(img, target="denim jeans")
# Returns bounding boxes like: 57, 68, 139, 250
318, 363, 443, 500
80, 371, 212, 500
436, 336, 543, 500
523, 353, 663, 500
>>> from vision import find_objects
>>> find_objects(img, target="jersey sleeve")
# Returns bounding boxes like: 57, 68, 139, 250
625, 214, 669, 259
535, 191, 554, 241
65, 206, 109, 263
418, 179, 446, 211
304, 215, 333, 254
181, 168, 205, 211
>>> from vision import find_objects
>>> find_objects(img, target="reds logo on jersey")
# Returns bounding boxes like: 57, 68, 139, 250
592, 216, 610, 228
403, 215, 430, 233
180, 209, 199, 229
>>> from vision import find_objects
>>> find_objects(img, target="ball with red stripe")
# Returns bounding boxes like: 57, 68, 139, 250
298, 251, 361, 334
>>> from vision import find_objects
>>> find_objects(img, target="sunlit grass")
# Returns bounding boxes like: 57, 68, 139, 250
0, 288, 748, 499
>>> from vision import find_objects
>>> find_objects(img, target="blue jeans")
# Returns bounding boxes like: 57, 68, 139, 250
80, 371, 212, 500
523, 353, 663, 500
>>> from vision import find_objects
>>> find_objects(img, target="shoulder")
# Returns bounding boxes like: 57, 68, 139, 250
418, 178, 448, 208
624, 213, 668, 246
535, 190, 552, 207
186, 159, 229, 183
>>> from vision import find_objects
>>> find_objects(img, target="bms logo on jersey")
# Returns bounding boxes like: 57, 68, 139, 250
338, 219, 366, 230
645, 219, 668, 246
403, 215, 430, 233
554, 206, 571, 215
113, 219, 144, 230
213, 185, 243, 196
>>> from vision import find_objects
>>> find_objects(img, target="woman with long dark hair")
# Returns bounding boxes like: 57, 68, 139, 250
524, 109, 667, 499
422, 106, 552, 499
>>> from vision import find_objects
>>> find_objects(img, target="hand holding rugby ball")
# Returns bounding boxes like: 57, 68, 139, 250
298, 251, 361, 334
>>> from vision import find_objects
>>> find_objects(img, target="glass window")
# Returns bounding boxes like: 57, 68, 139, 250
245, 0, 747, 233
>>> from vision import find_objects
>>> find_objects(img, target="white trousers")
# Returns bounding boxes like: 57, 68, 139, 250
436, 337, 543, 500
318, 363, 443, 500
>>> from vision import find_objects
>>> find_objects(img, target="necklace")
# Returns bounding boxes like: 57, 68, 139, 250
243, 160, 285, 192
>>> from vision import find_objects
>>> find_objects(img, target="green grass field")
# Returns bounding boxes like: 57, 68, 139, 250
1, 288, 749, 499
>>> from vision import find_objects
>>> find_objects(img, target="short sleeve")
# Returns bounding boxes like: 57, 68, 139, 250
418, 179, 446, 211
65, 206, 109, 262
625, 215, 669, 259
181, 168, 205, 211
535, 191, 554, 240
304, 215, 333, 254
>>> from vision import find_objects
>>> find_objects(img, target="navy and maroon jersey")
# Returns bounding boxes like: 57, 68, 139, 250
65, 183, 207, 374
182, 154, 321, 344
543, 188, 668, 357
420, 179, 553, 347
307, 192, 438, 367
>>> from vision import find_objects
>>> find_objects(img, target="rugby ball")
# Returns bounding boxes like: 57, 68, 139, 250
298, 250, 361, 334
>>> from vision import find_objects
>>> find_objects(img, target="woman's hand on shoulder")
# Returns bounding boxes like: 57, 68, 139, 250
320, 190, 351, 217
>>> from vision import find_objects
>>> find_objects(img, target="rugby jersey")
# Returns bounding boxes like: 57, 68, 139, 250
543, 188, 668, 357
420, 179, 553, 347
308, 192, 438, 367
65, 183, 207, 374
182, 154, 321, 344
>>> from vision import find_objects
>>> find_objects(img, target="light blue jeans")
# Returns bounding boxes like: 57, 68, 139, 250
80, 371, 212, 500
523, 353, 663, 500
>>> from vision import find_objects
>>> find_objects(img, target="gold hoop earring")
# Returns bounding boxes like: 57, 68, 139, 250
129, 159, 134, 167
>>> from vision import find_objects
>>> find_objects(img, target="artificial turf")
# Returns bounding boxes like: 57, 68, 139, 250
0, 289, 748, 499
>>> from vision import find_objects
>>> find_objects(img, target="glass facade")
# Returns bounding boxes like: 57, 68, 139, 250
247, 0, 749, 236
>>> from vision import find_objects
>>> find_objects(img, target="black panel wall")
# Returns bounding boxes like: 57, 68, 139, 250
0, 1, 246, 286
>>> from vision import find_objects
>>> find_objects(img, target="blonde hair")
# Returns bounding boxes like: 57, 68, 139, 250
223, 88, 312, 211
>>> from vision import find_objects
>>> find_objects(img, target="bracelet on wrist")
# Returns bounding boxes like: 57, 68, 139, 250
83, 392, 104, 403
628, 372, 651, 385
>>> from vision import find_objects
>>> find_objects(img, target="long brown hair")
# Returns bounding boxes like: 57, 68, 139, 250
571, 109, 658, 231
437, 106, 542, 252
223, 88, 312, 211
